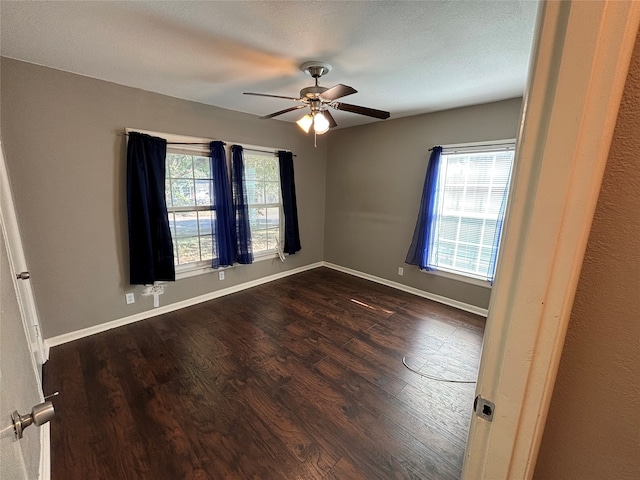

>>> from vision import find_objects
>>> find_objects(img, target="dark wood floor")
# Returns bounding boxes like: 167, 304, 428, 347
43, 267, 484, 479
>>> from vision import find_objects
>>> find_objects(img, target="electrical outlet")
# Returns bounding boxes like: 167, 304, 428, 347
125, 293, 135, 304
398, 267, 404, 276
219, 271, 225, 281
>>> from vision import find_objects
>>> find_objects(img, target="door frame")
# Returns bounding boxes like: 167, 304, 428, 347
463, 1, 640, 478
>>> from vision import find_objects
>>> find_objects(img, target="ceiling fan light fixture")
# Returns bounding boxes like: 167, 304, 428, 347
296, 114, 313, 133
313, 112, 330, 134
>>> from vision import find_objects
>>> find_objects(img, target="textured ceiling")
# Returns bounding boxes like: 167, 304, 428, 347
0, 1, 538, 128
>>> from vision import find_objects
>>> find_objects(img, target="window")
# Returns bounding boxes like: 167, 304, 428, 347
244, 150, 283, 256
430, 144, 514, 280
127, 128, 287, 274
165, 148, 215, 268
165, 146, 283, 268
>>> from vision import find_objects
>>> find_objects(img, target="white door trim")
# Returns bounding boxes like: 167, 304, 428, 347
462, 1, 640, 478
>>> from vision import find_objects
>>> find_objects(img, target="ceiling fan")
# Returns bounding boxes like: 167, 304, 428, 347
244, 61, 390, 135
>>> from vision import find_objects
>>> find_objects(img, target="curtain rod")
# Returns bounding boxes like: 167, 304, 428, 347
120, 133, 295, 155
242, 147, 296, 157
120, 133, 224, 146
429, 140, 516, 151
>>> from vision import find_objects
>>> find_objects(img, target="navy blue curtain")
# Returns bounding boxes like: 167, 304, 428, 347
231, 145, 253, 264
278, 150, 301, 255
126, 132, 175, 284
210, 141, 235, 268
405, 146, 442, 270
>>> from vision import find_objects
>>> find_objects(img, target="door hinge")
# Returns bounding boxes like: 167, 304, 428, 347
474, 395, 495, 422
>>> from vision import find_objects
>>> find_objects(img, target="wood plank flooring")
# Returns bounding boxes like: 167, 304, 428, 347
43, 267, 484, 479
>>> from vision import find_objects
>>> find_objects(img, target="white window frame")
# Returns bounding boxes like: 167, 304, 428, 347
424, 139, 516, 286
165, 144, 215, 274
125, 128, 285, 279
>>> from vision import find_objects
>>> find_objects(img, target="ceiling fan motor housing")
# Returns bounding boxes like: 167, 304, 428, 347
300, 85, 329, 99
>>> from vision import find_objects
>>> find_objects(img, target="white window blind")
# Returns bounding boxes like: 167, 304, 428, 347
431, 143, 514, 279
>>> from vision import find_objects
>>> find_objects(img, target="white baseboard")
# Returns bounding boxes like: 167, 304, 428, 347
45, 260, 486, 349
44, 262, 323, 348
322, 262, 489, 317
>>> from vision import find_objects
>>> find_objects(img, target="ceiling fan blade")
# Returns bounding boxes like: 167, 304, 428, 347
333, 102, 390, 119
324, 110, 338, 128
244, 92, 302, 101
320, 84, 357, 101
259, 105, 307, 119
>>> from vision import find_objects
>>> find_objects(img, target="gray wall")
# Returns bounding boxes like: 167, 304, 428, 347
1, 57, 522, 339
534, 29, 640, 480
324, 98, 523, 309
0, 58, 326, 338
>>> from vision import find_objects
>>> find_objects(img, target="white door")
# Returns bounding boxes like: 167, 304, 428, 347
0, 140, 48, 479
0, 141, 47, 374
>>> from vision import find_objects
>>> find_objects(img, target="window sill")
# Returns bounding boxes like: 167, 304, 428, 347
421, 267, 492, 288
174, 252, 282, 280
253, 251, 282, 263
175, 263, 233, 280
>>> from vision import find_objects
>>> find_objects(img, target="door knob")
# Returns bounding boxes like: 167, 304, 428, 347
15, 271, 30, 280
11, 400, 55, 440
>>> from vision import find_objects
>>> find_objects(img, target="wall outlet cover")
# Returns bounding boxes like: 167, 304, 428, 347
398, 267, 404, 276
219, 271, 225, 281
125, 293, 135, 304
